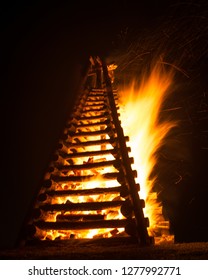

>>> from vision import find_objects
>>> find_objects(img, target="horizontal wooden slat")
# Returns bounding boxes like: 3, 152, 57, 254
68, 128, 114, 137
63, 136, 129, 148
43, 186, 123, 197
51, 172, 119, 183
55, 159, 118, 171
35, 219, 130, 230
60, 148, 116, 158
76, 121, 107, 128
56, 214, 105, 221
39, 200, 124, 211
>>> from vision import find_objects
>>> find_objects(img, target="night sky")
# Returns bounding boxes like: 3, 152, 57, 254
1, 0, 208, 249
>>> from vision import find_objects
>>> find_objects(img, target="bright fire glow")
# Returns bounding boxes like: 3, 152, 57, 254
118, 63, 176, 242
34, 62, 176, 243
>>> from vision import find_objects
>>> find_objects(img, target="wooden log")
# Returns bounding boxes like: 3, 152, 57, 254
120, 186, 129, 198
76, 120, 107, 128
135, 183, 140, 192
82, 108, 105, 113
68, 128, 115, 137
81, 106, 115, 114
84, 93, 105, 100
59, 147, 130, 159
44, 186, 123, 197
144, 217, 150, 228
55, 159, 119, 171
64, 138, 112, 148
86, 96, 117, 102
54, 158, 134, 173
140, 199, 145, 208
125, 220, 137, 237
114, 157, 134, 169
85, 100, 105, 105
120, 200, 133, 218
91, 89, 106, 92
110, 228, 119, 236
56, 214, 105, 221
63, 136, 129, 148
120, 199, 145, 218
39, 200, 124, 212
82, 104, 105, 109
88, 92, 106, 97
89, 90, 118, 97
79, 114, 107, 121
117, 170, 137, 184
57, 142, 70, 153
51, 171, 119, 183
60, 148, 116, 159
34, 218, 128, 230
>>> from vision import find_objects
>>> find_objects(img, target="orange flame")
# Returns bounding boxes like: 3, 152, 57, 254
118, 63, 176, 242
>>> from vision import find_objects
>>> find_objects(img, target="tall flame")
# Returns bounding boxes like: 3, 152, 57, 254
118, 63, 176, 240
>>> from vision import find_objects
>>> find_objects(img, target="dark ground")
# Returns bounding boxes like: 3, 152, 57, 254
0, 238, 208, 260
1, 0, 208, 252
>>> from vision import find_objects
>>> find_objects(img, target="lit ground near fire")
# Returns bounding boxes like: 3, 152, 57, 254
1, 239, 208, 260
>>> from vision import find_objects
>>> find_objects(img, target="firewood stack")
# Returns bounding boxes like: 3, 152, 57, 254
23, 56, 152, 246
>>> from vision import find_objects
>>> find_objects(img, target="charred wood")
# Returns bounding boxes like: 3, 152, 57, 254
50, 172, 120, 183
35, 219, 129, 230
39, 200, 124, 212
42, 186, 123, 197
76, 121, 107, 128
56, 214, 105, 221
63, 136, 129, 148
68, 128, 115, 137
60, 148, 116, 159
55, 159, 119, 171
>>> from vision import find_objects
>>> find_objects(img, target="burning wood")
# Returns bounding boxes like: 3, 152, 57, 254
24, 55, 176, 246
39, 200, 125, 212
41, 185, 124, 197
56, 214, 105, 221
34, 219, 130, 230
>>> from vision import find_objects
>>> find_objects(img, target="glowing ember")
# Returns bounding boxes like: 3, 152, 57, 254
118, 62, 176, 243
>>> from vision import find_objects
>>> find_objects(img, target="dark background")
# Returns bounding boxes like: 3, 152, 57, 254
1, 0, 208, 249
